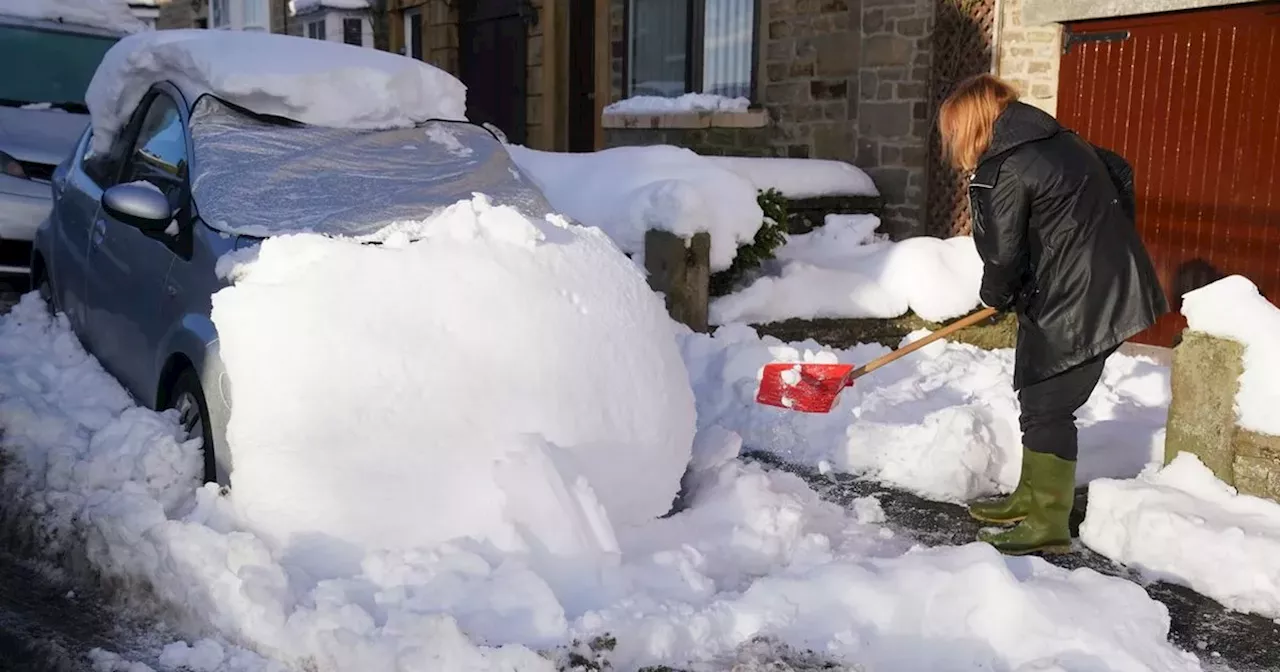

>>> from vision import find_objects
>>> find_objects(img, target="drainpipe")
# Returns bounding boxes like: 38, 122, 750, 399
990, 0, 1003, 74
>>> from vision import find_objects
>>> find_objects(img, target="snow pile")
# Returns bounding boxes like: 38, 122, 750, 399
679, 324, 1171, 502
0, 295, 1205, 671
85, 29, 466, 155
1181, 274, 1280, 436
213, 195, 696, 556
507, 144, 763, 271
708, 156, 880, 198
711, 215, 985, 325
0, 0, 145, 33
1081, 453, 1280, 619
604, 92, 750, 114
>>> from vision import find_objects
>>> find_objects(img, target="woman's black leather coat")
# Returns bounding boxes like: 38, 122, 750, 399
968, 101, 1168, 390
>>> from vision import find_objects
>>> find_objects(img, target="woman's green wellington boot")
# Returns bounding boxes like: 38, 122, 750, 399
968, 448, 1034, 524
977, 450, 1076, 555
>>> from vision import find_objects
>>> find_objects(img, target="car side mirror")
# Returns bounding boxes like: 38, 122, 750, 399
102, 182, 172, 234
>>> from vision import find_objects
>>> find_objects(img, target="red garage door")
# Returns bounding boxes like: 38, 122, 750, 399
1057, 2, 1280, 346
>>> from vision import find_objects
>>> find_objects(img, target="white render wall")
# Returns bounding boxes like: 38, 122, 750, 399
300, 9, 373, 47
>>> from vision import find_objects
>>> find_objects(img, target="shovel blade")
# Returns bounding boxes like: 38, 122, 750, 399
755, 362, 855, 413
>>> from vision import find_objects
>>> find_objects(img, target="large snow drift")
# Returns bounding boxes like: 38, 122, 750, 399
212, 195, 696, 557
1081, 453, 1280, 619
679, 324, 1171, 502
0, 295, 1204, 671
1181, 274, 1280, 437
506, 144, 763, 271
711, 215, 985, 325
85, 29, 466, 155
0, 0, 145, 32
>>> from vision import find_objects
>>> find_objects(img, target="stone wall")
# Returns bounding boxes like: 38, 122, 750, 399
155, 0, 207, 29
995, 0, 1062, 115
1165, 331, 1280, 502
603, 0, 935, 240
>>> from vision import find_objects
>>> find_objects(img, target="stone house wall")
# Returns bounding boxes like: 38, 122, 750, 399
155, 0, 208, 29
603, 0, 935, 240
386, 0, 556, 150
995, 0, 1063, 115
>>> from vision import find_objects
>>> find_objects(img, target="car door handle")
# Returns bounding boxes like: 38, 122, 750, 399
165, 284, 177, 297
92, 219, 106, 245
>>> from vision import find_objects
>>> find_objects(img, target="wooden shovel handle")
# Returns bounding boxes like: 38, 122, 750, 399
845, 306, 1001, 383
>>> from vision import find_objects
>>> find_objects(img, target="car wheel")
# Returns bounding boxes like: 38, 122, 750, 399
33, 267, 53, 313
168, 368, 218, 485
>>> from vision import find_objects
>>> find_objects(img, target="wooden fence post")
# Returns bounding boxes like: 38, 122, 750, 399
644, 229, 710, 333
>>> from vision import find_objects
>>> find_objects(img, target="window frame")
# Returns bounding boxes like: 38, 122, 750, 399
342, 16, 363, 46
622, 0, 761, 103
307, 18, 326, 40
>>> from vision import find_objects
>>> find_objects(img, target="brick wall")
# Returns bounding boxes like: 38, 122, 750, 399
996, 0, 1062, 115
603, 0, 935, 239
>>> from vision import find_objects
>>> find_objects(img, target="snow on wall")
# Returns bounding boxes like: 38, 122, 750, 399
1081, 452, 1280, 619
707, 156, 880, 198
604, 93, 750, 114
1180, 274, 1280, 437
506, 144, 764, 272
85, 29, 466, 155
710, 215, 985, 325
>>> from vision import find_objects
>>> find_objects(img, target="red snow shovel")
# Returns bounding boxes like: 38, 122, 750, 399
755, 306, 1000, 413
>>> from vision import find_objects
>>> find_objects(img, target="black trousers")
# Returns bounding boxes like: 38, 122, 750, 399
1017, 346, 1119, 461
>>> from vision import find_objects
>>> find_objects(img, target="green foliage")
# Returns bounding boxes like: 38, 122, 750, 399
709, 188, 791, 297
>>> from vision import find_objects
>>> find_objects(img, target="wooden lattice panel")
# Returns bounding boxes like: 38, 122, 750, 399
927, 0, 997, 237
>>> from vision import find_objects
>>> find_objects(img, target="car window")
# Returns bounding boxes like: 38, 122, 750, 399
80, 130, 116, 188
121, 95, 189, 211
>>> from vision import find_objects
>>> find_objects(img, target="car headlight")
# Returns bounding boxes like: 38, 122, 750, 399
0, 150, 26, 179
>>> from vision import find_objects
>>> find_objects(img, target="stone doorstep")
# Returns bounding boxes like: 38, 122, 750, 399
601, 109, 770, 130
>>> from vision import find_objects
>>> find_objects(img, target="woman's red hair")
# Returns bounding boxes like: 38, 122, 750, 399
938, 74, 1020, 172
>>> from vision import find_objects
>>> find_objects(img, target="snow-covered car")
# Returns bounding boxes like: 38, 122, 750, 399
0, 10, 133, 275
33, 29, 556, 486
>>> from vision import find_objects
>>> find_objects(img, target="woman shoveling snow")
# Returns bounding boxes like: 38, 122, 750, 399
938, 74, 1168, 555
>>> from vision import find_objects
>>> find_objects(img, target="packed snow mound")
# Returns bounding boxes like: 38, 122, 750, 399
711, 215, 985, 325
1181, 274, 1280, 436
1081, 453, 1280, 619
0, 0, 145, 32
707, 156, 879, 198
85, 29, 467, 155
604, 92, 750, 113
211, 195, 696, 557
679, 324, 1170, 502
506, 144, 763, 271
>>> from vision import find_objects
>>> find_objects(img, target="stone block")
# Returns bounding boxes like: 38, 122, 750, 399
864, 8, 885, 32
811, 79, 849, 99
863, 34, 914, 67
1165, 330, 1280, 503
815, 35, 860, 76
644, 230, 710, 333
859, 101, 913, 138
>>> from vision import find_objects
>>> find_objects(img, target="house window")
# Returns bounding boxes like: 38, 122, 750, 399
210, 0, 229, 28
307, 19, 326, 40
626, 0, 756, 100
241, 0, 268, 30
343, 17, 363, 46
403, 9, 422, 60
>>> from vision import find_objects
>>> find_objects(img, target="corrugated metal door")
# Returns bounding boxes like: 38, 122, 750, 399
1057, 2, 1280, 346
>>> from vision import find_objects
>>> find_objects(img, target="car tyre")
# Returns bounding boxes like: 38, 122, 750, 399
168, 368, 218, 485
